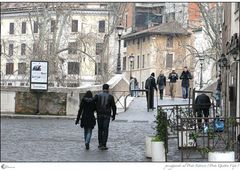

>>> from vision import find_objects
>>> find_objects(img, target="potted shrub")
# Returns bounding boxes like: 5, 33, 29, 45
151, 107, 167, 162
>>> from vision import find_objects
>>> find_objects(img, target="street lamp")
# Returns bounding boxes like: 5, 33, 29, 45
129, 54, 135, 78
199, 55, 205, 89
116, 24, 124, 74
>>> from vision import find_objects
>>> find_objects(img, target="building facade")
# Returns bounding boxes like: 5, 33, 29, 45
222, 2, 240, 117
122, 22, 193, 97
1, 2, 119, 87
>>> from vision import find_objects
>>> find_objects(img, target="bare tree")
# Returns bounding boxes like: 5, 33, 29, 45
96, 3, 127, 84
1, 2, 127, 87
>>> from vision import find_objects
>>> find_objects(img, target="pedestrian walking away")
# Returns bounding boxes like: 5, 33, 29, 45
75, 91, 96, 150
145, 72, 157, 110
168, 68, 178, 100
94, 84, 117, 150
195, 93, 211, 130
180, 66, 192, 99
157, 70, 166, 100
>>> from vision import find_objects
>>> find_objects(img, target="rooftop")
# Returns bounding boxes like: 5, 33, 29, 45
122, 21, 191, 40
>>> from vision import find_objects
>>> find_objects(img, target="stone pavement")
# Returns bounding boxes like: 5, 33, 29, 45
1, 97, 189, 162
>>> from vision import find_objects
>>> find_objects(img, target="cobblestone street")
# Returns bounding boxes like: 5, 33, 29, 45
1, 97, 188, 162
1, 118, 154, 162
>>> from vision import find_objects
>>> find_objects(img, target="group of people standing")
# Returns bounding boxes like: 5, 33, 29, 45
75, 84, 116, 150
144, 67, 192, 110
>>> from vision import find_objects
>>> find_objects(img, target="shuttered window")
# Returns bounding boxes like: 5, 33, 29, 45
166, 36, 173, 48
22, 22, 26, 34
34, 21, 38, 33
21, 43, 26, 55
99, 20, 105, 33
72, 20, 78, 32
6, 63, 14, 75
166, 54, 173, 68
9, 23, 14, 34
9, 44, 14, 56
96, 43, 103, 55
68, 62, 79, 75
18, 63, 26, 75
51, 20, 56, 32
68, 42, 77, 54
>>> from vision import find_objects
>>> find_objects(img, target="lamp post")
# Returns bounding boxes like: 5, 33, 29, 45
129, 54, 134, 79
199, 55, 205, 89
116, 24, 124, 74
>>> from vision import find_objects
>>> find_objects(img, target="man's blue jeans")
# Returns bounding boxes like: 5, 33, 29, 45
84, 128, 92, 145
182, 86, 189, 99
97, 116, 110, 146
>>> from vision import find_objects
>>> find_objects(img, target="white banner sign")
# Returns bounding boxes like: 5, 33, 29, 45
30, 61, 48, 91
31, 61, 48, 83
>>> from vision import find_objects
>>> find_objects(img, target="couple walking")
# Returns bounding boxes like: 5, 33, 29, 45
75, 84, 116, 150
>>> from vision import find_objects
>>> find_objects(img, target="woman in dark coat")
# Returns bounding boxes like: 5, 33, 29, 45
75, 91, 96, 150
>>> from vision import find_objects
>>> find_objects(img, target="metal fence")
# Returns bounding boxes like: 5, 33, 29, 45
179, 116, 240, 161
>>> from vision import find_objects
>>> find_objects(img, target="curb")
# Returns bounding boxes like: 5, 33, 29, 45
1, 113, 75, 120
1, 114, 150, 123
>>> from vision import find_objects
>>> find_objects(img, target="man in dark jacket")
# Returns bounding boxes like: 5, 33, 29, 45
94, 84, 116, 150
180, 66, 192, 99
145, 72, 157, 110
195, 93, 211, 129
168, 68, 178, 100
157, 71, 166, 100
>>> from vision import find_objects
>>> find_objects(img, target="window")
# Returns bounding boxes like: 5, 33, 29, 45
122, 57, 126, 71
22, 22, 26, 34
143, 37, 145, 42
125, 14, 128, 29
51, 20, 56, 32
18, 63, 26, 75
6, 63, 14, 75
137, 55, 140, 68
96, 43, 103, 55
95, 62, 101, 75
72, 20, 78, 32
21, 43, 26, 55
68, 62, 79, 75
166, 54, 173, 68
166, 36, 173, 48
133, 39, 135, 44
142, 55, 145, 68
9, 44, 13, 56
124, 40, 127, 47
100, 4, 107, 8
99, 20, 105, 33
68, 42, 77, 54
137, 39, 140, 49
33, 42, 37, 55
34, 21, 38, 33
9, 23, 14, 34
48, 42, 54, 55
